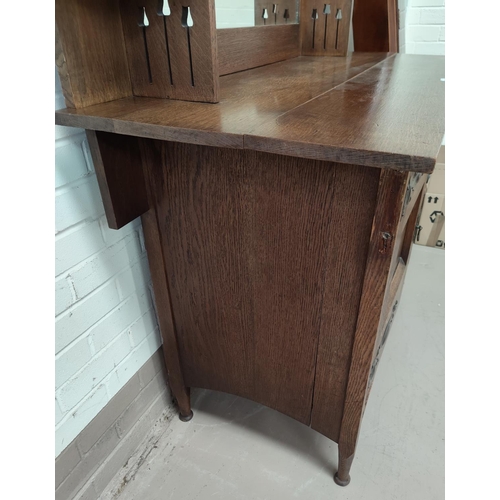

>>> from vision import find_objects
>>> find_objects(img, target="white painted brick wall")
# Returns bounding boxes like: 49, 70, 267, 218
398, 0, 408, 54
55, 71, 162, 458
402, 0, 445, 55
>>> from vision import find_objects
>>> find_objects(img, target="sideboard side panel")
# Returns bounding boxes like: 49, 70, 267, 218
245, 150, 341, 422
149, 143, 372, 425
140, 141, 389, 428
310, 164, 380, 443
155, 143, 261, 410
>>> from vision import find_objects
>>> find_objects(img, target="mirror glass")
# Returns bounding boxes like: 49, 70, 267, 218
215, 1, 300, 29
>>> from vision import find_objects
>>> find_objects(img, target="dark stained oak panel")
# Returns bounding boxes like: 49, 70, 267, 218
86, 131, 149, 229
353, 0, 398, 52
119, 0, 174, 99
145, 141, 381, 425
55, 53, 390, 149
310, 164, 380, 442
254, 0, 298, 26
217, 24, 300, 76
55, 54, 444, 172
120, 0, 219, 103
55, 0, 133, 108
300, 0, 353, 57
245, 55, 445, 172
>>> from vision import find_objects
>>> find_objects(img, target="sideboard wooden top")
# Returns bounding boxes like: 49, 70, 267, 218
55, 53, 445, 173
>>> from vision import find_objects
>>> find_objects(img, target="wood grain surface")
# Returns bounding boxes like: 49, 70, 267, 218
141, 141, 383, 425
310, 164, 380, 443
254, 1, 298, 26
217, 24, 300, 76
353, 0, 399, 52
54, 15, 446, 483
55, 0, 133, 108
56, 54, 444, 172
56, 53, 398, 154
119, 0, 173, 99
55, 25, 75, 109
139, 139, 193, 417
120, 0, 219, 103
86, 131, 149, 229
336, 168, 408, 481
159, 0, 220, 103
245, 55, 445, 172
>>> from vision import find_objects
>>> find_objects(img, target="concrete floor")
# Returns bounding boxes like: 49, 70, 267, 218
102, 245, 444, 500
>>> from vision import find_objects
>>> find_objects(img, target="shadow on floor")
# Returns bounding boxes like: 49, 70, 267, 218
189, 388, 337, 474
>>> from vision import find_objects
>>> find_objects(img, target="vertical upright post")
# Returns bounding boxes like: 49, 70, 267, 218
352, 0, 399, 52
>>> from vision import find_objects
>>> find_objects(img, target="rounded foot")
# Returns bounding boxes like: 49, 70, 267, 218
334, 473, 351, 487
179, 410, 193, 422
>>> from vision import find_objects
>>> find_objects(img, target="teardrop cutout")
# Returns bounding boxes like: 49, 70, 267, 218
138, 6, 150, 27
158, 0, 170, 17
181, 6, 194, 27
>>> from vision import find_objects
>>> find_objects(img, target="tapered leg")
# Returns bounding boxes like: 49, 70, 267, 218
177, 387, 193, 422
334, 449, 354, 487
142, 207, 193, 423
334, 170, 409, 487
139, 140, 197, 425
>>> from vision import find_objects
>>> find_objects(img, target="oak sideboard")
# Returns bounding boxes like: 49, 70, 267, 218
55, 0, 444, 486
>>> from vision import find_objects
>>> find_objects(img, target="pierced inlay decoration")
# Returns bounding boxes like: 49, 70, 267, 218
255, 1, 297, 26
262, 8, 269, 25
300, 0, 353, 56
120, 0, 219, 103
181, 6, 195, 86
138, 7, 153, 83
335, 8, 342, 50
272, 4, 279, 25
157, 0, 173, 85
311, 9, 318, 49
159, 0, 171, 15
323, 5, 331, 49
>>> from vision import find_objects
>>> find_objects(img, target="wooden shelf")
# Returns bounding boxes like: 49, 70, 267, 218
56, 53, 445, 173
